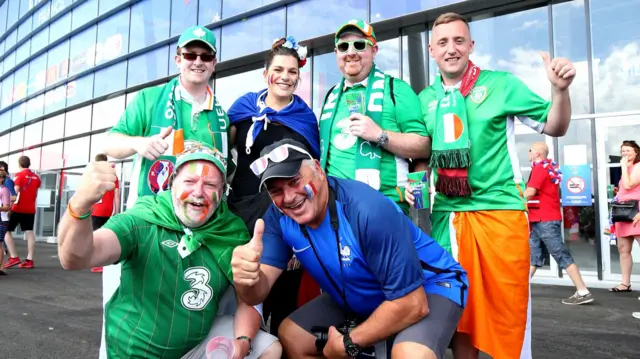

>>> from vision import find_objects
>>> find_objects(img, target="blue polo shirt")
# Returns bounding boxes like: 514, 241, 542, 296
3, 177, 15, 196
261, 177, 468, 318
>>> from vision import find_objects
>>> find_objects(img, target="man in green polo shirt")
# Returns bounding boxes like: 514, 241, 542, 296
101, 25, 231, 359
318, 19, 430, 213
57, 142, 281, 359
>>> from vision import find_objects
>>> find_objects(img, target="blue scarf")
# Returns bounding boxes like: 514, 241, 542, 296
228, 90, 320, 158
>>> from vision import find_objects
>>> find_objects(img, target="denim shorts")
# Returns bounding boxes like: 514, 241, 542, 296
530, 220, 575, 270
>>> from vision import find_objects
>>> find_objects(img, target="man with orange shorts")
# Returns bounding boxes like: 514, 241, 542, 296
406, 12, 576, 359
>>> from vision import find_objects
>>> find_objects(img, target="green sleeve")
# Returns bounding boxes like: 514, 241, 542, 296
503, 73, 552, 132
109, 90, 150, 137
102, 213, 148, 264
392, 78, 427, 136
417, 87, 436, 137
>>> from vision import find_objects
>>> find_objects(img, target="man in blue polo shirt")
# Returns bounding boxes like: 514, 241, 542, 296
231, 139, 467, 359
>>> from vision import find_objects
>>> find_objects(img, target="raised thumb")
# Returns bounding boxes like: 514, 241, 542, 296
249, 219, 264, 253
540, 51, 551, 66
159, 126, 173, 139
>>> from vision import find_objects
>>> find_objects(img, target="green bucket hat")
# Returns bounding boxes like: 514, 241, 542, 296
335, 19, 377, 44
175, 141, 227, 179
178, 25, 217, 53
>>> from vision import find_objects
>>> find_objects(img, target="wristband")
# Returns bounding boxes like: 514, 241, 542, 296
68, 201, 93, 220
236, 336, 252, 355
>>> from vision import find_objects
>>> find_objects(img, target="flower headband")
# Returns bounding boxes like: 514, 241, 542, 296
272, 36, 308, 67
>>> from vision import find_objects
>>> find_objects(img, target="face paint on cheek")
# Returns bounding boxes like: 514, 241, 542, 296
268, 74, 276, 86
303, 181, 317, 200
179, 189, 192, 201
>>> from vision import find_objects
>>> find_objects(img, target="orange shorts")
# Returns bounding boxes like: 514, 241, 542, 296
432, 210, 532, 359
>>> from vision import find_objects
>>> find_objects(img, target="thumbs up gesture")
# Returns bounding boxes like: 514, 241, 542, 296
232, 219, 264, 287
134, 126, 173, 160
72, 161, 118, 215
540, 52, 576, 91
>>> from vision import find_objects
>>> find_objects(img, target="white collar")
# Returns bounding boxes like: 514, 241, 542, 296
343, 78, 368, 91
176, 77, 214, 112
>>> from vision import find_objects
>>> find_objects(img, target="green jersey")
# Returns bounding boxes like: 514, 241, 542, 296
103, 213, 230, 359
419, 70, 551, 212
325, 77, 426, 212
110, 80, 230, 206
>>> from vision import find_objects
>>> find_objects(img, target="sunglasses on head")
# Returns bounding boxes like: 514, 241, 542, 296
336, 39, 374, 53
182, 52, 216, 62
250, 144, 312, 176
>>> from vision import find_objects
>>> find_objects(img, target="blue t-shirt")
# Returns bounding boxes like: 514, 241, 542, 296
261, 177, 469, 318
3, 177, 16, 196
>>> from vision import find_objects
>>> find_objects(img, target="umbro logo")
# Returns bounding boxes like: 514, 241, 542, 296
162, 240, 179, 248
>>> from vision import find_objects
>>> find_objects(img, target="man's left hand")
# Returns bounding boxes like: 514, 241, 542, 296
541, 52, 576, 91
322, 326, 349, 359
349, 113, 382, 143
233, 338, 250, 359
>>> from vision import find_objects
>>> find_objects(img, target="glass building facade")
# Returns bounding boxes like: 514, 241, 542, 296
0, 0, 639, 284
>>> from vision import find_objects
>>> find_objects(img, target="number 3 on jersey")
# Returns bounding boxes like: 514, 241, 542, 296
181, 267, 213, 310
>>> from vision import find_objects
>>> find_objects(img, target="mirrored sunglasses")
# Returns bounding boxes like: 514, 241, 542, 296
250, 144, 312, 176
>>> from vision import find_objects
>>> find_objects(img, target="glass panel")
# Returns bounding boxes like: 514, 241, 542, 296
64, 104, 91, 137
92, 95, 125, 131
51, 0, 73, 18
94, 61, 127, 98
49, 11, 71, 43
515, 124, 546, 186
127, 46, 169, 87
13, 64, 28, 103
198, 0, 221, 26
221, 9, 284, 61
11, 102, 26, 126
222, 0, 278, 18
171, 0, 198, 37
295, 56, 312, 107
69, 25, 97, 76
34, 171, 57, 237
402, 30, 428, 88
214, 68, 264, 111
371, 0, 464, 21
126, 90, 138, 106
32, 0, 50, 28
1, 73, 14, 109
375, 38, 401, 79
27, 52, 47, 96
71, 0, 98, 31
99, 0, 126, 15
0, 133, 9, 155
0, 2, 8, 34
7, 152, 20, 173
23, 147, 41, 171
590, 0, 640, 113
0, 111, 11, 132
312, 52, 343, 117
24, 120, 42, 147
63, 135, 90, 167
558, 119, 597, 272
96, 8, 129, 65
5, 29, 17, 51
169, 40, 179, 76
41, 113, 64, 142
552, 0, 590, 114
89, 131, 111, 160
4, 51, 16, 74
9, 127, 24, 151
7, 0, 20, 29
43, 84, 67, 114
601, 116, 640, 277
25, 94, 44, 121
46, 40, 70, 87
286, 0, 367, 41
65, 73, 94, 107
30, 26, 49, 56
40, 141, 63, 170
129, 0, 171, 53
17, 15, 32, 42
15, 39, 31, 64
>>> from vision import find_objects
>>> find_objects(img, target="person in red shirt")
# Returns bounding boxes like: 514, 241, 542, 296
90, 154, 121, 273
525, 142, 592, 305
4, 156, 42, 269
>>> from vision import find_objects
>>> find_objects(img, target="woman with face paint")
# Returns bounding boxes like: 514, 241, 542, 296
227, 36, 320, 338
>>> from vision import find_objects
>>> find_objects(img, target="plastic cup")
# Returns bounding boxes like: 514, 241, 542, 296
206, 336, 235, 359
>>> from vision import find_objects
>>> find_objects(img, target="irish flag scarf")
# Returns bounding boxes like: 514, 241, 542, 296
319, 64, 388, 190
430, 61, 481, 196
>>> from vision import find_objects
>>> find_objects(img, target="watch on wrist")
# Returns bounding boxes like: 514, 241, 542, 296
343, 332, 363, 357
377, 130, 389, 147
236, 336, 252, 356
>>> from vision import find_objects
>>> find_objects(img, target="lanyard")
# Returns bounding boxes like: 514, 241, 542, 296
299, 182, 355, 319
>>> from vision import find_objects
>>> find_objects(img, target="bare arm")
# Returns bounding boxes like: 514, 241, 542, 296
104, 133, 147, 159
113, 188, 121, 215
621, 164, 640, 190
542, 87, 572, 137
230, 125, 237, 147
57, 199, 122, 270
349, 286, 429, 347
233, 300, 264, 357
235, 265, 283, 306
383, 132, 431, 159
524, 187, 538, 200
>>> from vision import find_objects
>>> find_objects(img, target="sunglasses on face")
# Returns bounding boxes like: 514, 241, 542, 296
336, 39, 374, 53
250, 144, 312, 176
182, 52, 216, 62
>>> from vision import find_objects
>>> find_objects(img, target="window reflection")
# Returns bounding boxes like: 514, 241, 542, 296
402, 30, 427, 89
71, 0, 98, 31
46, 40, 70, 88
15, 39, 31, 64
65, 105, 92, 137
63, 136, 90, 167
66, 74, 94, 107
33, 0, 51, 28
129, 0, 171, 53
590, 0, 640, 113
0, 133, 9, 155
222, 0, 277, 18
7, 152, 19, 173
287, 0, 367, 41
92, 95, 125, 131
90, 131, 111, 160
41, 113, 64, 143
220, 9, 284, 61
44, 84, 67, 114
9, 127, 23, 151
94, 62, 127, 98
99, 0, 126, 15
127, 46, 169, 87
1, 73, 14, 109
312, 52, 343, 117
126, 90, 139, 106
375, 38, 401, 79
197, 0, 221, 26
553, 0, 590, 114
96, 9, 130, 66
49, 11, 71, 43
30, 29, 49, 56
40, 142, 63, 170
24, 121, 43, 148
171, 0, 198, 37
11, 103, 26, 126
295, 56, 312, 108
215, 68, 264, 110
23, 147, 41, 171
13, 64, 28, 104
69, 25, 97, 76
27, 53, 47, 96
25, 95, 44, 121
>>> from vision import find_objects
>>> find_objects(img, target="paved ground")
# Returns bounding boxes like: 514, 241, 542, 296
2, 241, 640, 359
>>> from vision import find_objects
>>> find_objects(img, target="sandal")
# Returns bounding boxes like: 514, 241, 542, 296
609, 283, 631, 292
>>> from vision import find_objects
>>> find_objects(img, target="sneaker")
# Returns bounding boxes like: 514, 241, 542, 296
5, 257, 21, 268
18, 259, 34, 269
562, 292, 594, 305
633, 312, 640, 319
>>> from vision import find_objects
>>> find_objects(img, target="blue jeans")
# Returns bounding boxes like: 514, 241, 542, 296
530, 220, 575, 270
